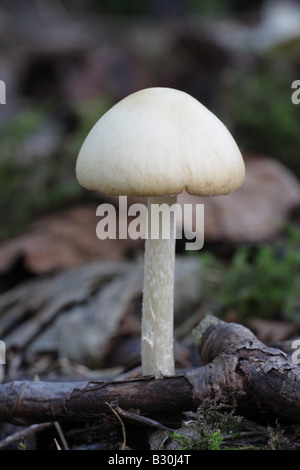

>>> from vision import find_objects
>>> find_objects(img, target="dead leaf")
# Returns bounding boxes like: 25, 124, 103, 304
178, 154, 300, 244
0, 205, 143, 276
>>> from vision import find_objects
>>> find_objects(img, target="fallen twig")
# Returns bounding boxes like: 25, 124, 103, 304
0, 422, 53, 449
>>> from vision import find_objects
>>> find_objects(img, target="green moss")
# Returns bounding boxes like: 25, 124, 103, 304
165, 399, 300, 450
227, 67, 300, 177
201, 226, 300, 321
18, 438, 26, 450
167, 399, 243, 450
267, 424, 293, 450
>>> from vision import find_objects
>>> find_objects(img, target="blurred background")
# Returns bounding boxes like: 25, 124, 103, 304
0, 0, 300, 379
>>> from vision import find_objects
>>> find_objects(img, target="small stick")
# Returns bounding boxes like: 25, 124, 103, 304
107, 401, 173, 432
106, 401, 127, 450
0, 422, 53, 450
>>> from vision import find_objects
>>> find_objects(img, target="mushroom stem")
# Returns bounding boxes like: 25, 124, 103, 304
142, 195, 177, 378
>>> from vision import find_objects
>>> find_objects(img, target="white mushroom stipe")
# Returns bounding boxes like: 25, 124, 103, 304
142, 195, 176, 377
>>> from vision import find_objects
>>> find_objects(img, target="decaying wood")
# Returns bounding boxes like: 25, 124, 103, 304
192, 315, 300, 421
0, 257, 202, 371
1, 315, 300, 426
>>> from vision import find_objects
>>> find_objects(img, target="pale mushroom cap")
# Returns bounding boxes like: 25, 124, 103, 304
76, 87, 245, 197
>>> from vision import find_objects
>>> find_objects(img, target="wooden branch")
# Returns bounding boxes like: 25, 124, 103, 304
1, 315, 300, 425
192, 315, 300, 420
0, 376, 194, 426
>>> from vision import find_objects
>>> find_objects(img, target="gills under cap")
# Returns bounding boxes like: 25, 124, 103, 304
76, 87, 245, 197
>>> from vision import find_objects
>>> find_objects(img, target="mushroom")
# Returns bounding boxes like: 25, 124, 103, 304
75, 87, 245, 378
